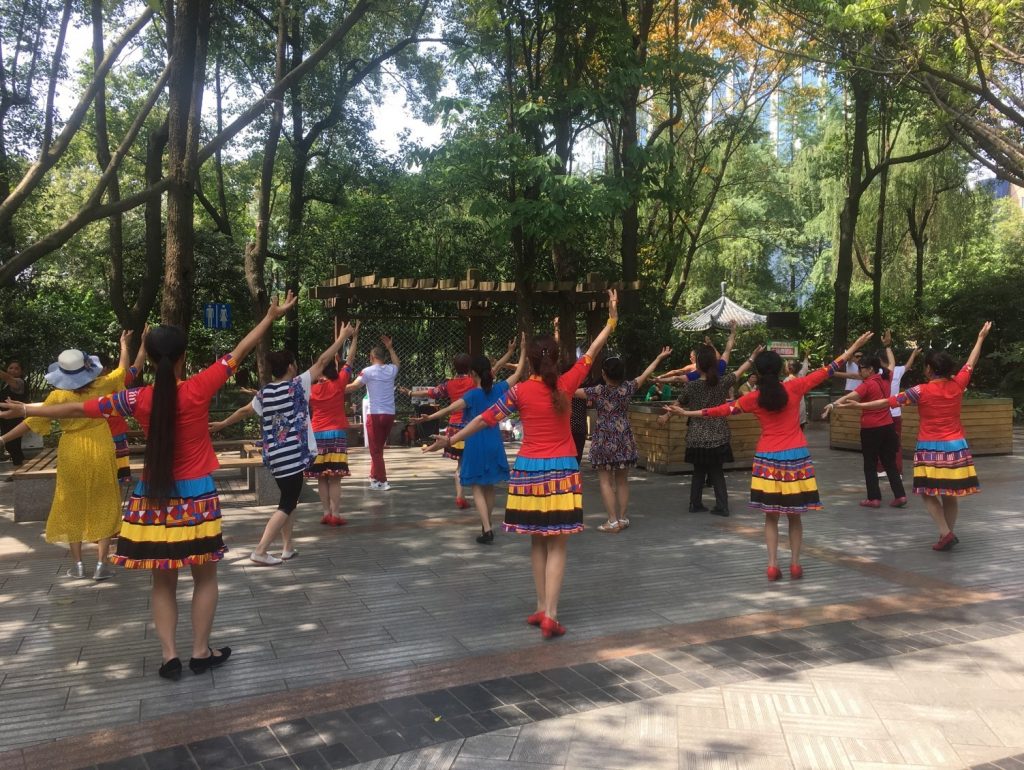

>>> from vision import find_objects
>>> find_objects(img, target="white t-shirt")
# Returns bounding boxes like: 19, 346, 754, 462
889, 365, 906, 417
844, 361, 860, 391
360, 363, 398, 415
251, 370, 316, 478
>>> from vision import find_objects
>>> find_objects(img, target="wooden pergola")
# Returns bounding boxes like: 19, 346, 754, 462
311, 265, 640, 355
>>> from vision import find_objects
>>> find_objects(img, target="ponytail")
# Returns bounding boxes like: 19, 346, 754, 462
142, 326, 186, 504
527, 334, 567, 413
470, 355, 494, 394
754, 350, 789, 412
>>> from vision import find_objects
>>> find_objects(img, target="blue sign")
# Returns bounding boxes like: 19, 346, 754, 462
203, 302, 232, 329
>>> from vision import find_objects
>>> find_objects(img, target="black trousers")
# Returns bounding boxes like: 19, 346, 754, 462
861, 425, 906, 500
0, 418, 24, 465
691, 462, 728, 511
275, 472, 305, 514
572, 428, 586, 466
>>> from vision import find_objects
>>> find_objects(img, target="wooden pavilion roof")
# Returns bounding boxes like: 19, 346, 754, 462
310, 266, 639, 309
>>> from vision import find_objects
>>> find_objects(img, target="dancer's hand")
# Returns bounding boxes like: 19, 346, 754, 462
656, 346, 673, 360
209, 421, 226, 433
381, 334, 394, 349
0, 399, 27, 419
607, 289, 618, 320
978, 321, 992, 339
267, 290, 297, 320
422, 435, 447, 453
882, 329, 892, 347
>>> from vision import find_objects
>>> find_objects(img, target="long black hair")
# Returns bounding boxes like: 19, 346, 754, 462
527, 334, 566, 412
696, 344, 718, 386
470, 355, 494, 393
754, 350, 789, 412
143, 325, 186, 504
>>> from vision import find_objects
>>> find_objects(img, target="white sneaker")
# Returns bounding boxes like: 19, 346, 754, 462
280, 549, 298, 560
379, 481, 392, 491
369, 480, 382, 490
250, 551, 282, 566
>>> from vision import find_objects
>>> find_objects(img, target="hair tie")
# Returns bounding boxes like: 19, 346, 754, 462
541, 347, 548, 356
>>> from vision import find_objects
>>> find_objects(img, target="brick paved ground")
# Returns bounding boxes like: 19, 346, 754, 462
2, 424, 1024, 769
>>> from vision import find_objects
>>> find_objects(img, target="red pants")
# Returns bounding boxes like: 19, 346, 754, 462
366, 413, 395, 482
876, 415, 903, 474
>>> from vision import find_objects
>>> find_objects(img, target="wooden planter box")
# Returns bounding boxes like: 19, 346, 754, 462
828, 397, 1013, 456
629, 402, 760, 474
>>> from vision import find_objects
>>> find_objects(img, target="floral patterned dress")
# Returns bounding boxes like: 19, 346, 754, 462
584, 380, 639, 469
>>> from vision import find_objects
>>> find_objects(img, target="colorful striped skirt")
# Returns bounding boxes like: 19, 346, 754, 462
111, 432, 132, 485
110, 476, 227, 570
749, 448, 822, 515
305, 430, 350, 478
913, 439, 979, 497
443, 423, 465, 461
503, 456, 583, 536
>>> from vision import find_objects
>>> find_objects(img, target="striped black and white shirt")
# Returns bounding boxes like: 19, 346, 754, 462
251, 371, 316, 478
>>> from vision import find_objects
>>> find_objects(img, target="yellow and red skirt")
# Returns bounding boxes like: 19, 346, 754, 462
110, 476, 226, 570
503, 456, 583, 535
912, 439, 979, 496
749, 448, 822, 515
443, 422, 465, 461
305, 430, 351, 478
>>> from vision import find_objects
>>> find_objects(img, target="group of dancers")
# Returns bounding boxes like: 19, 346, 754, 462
0, 287, 991, 675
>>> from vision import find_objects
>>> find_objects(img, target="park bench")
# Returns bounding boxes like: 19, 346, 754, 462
11, 440, 276, 523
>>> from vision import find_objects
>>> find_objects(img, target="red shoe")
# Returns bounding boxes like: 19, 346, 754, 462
766, 565, 782, 581
790, 564, 803, 580
526, 610, 546, 626
333, 516, 348, 526
859, 499, 881, 509
455, 497, 470, 510
541, 616, 566, 639
932, 531, 956, 551
889, 497, 908, 508
320, 514, 334, 526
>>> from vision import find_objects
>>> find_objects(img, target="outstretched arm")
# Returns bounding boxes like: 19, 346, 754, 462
491, 338, 517, 375
0, 399, 84, 421
966, 321, 992, 370
734, 345, 764, 379
821, 390, 862, 419
210, 403, 255, 433
721, 321, 737, 363
345, 377, 365, 394
131, 325, 150, 374
229, 291, 298, 363
309, 322, 356, 381
904, 346, 921, 370
635, 347, 673, 388
506, 333, 528, 387
344, 323, 360, 369
882, 330, 895, 372
118, 330, 132, 370
582, 289, 619, 361
411, 398, 467, 425
381, 335, 400, 367
0, 419, 33, 446
422, 414, 489, 453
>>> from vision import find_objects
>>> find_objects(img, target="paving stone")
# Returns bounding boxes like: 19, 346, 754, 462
188, 735, 248, 770
457, 733, 517, 760
142, 745, 199, 770
231, 728, 288, 764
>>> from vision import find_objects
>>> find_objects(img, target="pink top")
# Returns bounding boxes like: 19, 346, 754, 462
889, 365, 972, 442
84, 356, 238, 481
309, 365, 352, 432
702, 361, 841, 453
482, 356, 593, 459
427, 375, 475, 425
855, 374, 894, 429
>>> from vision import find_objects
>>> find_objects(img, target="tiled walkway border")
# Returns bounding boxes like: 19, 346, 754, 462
5, 589, 1022, 770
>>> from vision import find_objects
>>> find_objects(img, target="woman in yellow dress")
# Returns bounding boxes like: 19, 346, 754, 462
0, 332, 131, 580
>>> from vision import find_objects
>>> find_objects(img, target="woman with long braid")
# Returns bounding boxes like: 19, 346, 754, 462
0, 293, 297, 679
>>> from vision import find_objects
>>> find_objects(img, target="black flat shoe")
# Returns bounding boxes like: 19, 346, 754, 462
158, 658, 182, 680
688, 504, 708, 513
709, 507, 730, 517
189, 646, 232, 674
476, 529, 494, 544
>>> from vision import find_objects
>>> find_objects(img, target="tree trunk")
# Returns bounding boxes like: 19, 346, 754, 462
284, 4, 304, 355
832, 74, 871, 355
161, 0, 210, 330
870, 162, 889, 334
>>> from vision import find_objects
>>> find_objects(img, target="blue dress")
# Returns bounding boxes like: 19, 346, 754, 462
459, 380, 511, 487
